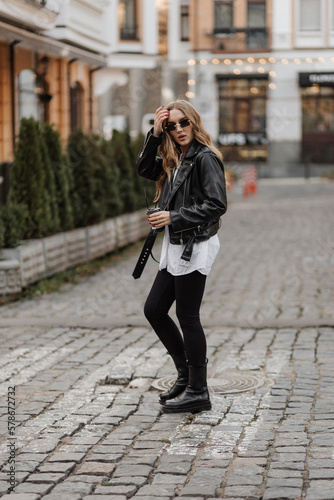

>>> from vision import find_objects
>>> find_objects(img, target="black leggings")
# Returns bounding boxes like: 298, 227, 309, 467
144, 269, 207, 366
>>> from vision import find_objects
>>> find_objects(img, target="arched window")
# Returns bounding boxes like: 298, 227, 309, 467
70, 82, 84, 130
18, 69, 40, 121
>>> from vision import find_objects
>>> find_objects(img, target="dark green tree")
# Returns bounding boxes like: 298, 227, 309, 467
1, 201, 28, 248
110, 130, 137, 213
96, 136, 122, 218
8, 117, 53, 239
39, 125, 60, 233
41, 123, 73, 231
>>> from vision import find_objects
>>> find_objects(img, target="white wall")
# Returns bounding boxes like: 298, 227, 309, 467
272, 0, 293, 49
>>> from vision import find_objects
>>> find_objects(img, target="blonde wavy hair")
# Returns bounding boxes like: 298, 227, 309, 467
154, 99, 223, 202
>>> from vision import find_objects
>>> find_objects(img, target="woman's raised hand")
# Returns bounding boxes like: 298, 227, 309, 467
153, 105, 170, 137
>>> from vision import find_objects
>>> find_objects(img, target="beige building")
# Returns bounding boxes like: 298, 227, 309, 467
0, 0, 162, 170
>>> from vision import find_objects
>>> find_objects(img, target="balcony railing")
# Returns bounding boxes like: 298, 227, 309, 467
213, 27, 268, 52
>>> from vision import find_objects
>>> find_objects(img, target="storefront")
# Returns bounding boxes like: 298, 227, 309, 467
299, 72, 334, 163
216, 74, 268, 162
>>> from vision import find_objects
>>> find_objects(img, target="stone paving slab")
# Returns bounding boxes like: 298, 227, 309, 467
0, 179, 334, 499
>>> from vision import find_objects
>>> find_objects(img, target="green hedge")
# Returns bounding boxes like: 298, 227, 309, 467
0, 118, 155, 249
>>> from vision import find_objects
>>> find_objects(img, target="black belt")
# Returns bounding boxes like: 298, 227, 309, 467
132, 229, 158, 279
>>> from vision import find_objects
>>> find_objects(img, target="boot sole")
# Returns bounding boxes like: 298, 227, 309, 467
163, 400, 211, 414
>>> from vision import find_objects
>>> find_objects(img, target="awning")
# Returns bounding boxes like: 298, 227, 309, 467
0, 20, 107, 66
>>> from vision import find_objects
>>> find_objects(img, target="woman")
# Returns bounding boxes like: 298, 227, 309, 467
137, 100, 227, 413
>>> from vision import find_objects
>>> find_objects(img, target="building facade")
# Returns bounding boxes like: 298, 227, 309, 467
167, 0, 334, 171
0, 0, 162, 167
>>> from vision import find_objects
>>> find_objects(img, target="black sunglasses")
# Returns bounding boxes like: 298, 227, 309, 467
165, 118, 191, 132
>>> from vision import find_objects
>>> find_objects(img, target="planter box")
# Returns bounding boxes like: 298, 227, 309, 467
87, 221, 107, 260
65, 228, 88, 267
0, 259, 21, 295
0, 209, 148, 296
104, 219, 117, 254
43, 233, 68, 276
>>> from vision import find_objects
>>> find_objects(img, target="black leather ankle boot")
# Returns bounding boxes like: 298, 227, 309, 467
159, 352, 188, 403
162, 360, 211, 414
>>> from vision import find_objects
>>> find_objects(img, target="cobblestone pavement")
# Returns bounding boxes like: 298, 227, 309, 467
0, 178, 334, 500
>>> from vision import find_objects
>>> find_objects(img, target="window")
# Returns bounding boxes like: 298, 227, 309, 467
299, 0, 321, 30
180, 3, 189, 41
70, 82, 84, 131
218, 77, 268, 161
214, 0, 233, 30
248, 0, 266, 27
302, 86, 334, 132
18, 69, 40, 122
119, 0, 138, 40
247, 0, 267, 48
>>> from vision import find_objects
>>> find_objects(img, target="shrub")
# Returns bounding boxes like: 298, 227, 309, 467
8, 117, 53, 239
98, 137, 122, 218
0, 210, 4, 249
110, 130, 137, 213
1, 201, 29, 248
41, 123, 74, 231
39, 126, 60, 233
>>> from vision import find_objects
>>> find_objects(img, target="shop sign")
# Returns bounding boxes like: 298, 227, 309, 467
218, 132, 268, 146
299, 73, 334, 87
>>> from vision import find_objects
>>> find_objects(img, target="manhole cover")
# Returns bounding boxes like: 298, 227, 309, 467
151, 372, 264, 394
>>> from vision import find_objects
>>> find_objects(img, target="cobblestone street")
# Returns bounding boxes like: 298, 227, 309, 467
0, 178, 334, 500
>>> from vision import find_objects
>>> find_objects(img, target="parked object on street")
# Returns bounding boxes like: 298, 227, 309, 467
242, 166, 258, 198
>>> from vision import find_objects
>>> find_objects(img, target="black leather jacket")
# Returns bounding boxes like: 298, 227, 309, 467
137, 129, 227, 262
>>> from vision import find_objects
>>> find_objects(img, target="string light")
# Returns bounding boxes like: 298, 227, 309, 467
233, 69, 241, 74
258, 67, 265, 73
269, 71, 276, 77
185, 91, 195, 98
188, 59, 196, 66
187, 79, 195, 86
206, 55, 334, 67
269, 83, 276, 89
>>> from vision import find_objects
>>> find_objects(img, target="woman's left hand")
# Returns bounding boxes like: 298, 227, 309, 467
148, 211, 171, 229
